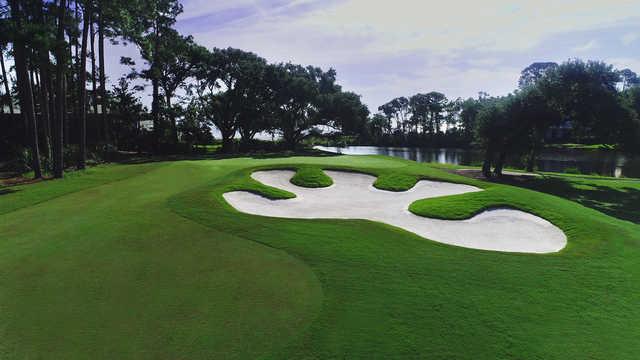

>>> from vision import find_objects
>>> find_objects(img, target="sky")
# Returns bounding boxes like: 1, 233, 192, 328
105, 0, 640, 112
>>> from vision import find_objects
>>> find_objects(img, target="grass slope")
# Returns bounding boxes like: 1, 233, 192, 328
0, 163, 157, 215
0, 161, 320, 359
1, 155, 639, 359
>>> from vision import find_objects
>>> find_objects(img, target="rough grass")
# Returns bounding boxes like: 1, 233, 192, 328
1, 154, 639, 359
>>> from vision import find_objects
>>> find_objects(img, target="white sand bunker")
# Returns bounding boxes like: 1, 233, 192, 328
223, 170, 567, 253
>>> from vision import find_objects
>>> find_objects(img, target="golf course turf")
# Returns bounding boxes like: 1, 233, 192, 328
1, 155, 639, 359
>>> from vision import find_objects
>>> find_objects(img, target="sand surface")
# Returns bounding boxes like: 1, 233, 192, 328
223, 170, 567, 253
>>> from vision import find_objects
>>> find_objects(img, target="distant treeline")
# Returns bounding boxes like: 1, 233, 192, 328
365, 60, 640, 176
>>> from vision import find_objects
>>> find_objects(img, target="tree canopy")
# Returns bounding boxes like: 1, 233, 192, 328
0, 1, 638, 179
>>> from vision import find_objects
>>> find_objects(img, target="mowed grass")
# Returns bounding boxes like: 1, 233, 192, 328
1, 155, 639, 359
0, 163, 158, 215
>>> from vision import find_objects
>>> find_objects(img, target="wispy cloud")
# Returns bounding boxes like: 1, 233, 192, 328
572, 40, 599, 52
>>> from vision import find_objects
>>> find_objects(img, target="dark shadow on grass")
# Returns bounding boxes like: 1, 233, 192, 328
0, 188, 18, 195
502, 176, 640, 224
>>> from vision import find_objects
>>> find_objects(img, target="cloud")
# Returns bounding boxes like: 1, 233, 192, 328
179, 0, 290, 21
102, 0, 640, 112
332, 48, 520, 110
264, 0, 639, 54
572, 40, 599, 52
183, 0, 640, 56
622, 32, 639, 45
608, 58, 640, 72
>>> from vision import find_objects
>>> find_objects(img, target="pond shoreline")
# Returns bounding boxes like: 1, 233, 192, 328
314, 145, 638, 178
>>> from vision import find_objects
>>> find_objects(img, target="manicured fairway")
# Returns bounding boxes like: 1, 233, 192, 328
1, 155, 639, 359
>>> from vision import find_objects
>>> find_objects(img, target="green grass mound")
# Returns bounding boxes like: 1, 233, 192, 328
224, 168, 296, 200
290, 167, 333, 188
374, 172, 418, 191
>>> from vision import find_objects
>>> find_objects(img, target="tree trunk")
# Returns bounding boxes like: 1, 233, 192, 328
37, 0, 52, 163
221, 135, 232, 153
98, 1, 109, 143
493, 150, 506, 177
0, 49, 14, 114
53, 0, 67, 178
151, 17, 161, 152
152, 77, 160, 150
166, 92, 178, 143
482, 146, 493, 178
30, 70, 39, 108
10, 0, 43, 179
35, 70, 41, 90
218, 110, 235, 153
65, 0, 76, 144
283, 130, 298, 150
526, 147, 536, 173
38, 59, 52, 164
74, 0, 80, 61
78, 5, 90, 169
65, 34, 73, 144
238, 127, 256, 148
220, 128, 234, 153
526, 129, 541, 172
47, 70, 55, 137
90, 19, 98, 114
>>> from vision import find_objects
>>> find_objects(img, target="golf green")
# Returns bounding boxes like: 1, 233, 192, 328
1, 155, 638, 359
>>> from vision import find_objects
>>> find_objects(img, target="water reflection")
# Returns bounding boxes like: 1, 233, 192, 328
314, 146, 638, 178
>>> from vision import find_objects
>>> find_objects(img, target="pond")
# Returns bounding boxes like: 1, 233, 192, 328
314, 145, 640, 178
